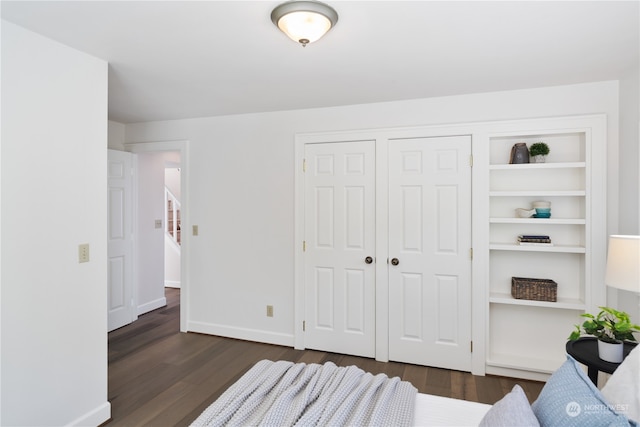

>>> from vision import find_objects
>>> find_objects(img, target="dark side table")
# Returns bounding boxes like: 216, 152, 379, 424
566, 337, 637, 386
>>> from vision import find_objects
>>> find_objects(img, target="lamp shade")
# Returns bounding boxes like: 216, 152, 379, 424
605, 235, 640, 293
271, 1, 338, 46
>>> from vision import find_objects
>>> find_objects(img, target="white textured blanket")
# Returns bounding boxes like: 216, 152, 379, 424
190, 359, 417, 427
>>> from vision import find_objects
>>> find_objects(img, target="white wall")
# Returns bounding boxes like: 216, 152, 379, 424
165, 166, 181, 199
615, 63, 640, 319
1, 21, 109, 426
136, 152, 167, 314
618, 66, 640, 234
108, 120, 126, 151
165, 235, 181, 288
126, 81, 621, 347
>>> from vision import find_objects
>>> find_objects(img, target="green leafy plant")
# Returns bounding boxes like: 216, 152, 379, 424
569, 306, 640, 343
529, 142, 550, 157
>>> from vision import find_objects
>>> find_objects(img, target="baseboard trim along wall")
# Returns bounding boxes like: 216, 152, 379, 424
187, 321, 294, 348
65, 402, 110, 427
137, 297, 167, 316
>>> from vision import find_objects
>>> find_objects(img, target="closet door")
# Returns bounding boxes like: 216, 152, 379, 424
303, 141, 376, 357
387, 136, 472, 371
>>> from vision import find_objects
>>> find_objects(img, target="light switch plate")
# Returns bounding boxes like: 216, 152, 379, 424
79, 244, 90, 263
193, 225, 198, 236
155, 219, 162, 229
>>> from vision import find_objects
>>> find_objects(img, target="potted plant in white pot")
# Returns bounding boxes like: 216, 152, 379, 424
529, 142, 550, 163
569, 306, 640, 363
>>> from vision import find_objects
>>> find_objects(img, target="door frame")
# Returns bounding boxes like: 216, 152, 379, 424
125, 139, 190, 332
295, 123, 487, 375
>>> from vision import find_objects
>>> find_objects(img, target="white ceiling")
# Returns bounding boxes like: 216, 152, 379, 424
2, 1, 638, 124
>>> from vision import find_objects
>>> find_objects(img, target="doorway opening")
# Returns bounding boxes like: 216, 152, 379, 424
164, 159, 181, 290
127, 139, 190, 332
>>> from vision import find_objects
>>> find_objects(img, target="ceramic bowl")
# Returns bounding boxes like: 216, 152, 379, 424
534, 212, 551, 218
516, 208, 536, 218
532, 201, 551, 208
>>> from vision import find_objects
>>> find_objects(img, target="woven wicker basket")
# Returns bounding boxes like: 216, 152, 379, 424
511, 277, 557, 302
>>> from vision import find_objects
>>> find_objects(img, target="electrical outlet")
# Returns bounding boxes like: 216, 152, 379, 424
193, 225, 198, 236
78, 243, 90, 263
266, 305, 274, 317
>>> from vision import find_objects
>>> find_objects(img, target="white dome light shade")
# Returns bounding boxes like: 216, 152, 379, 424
271, 1, 338, 47
277, 11, 331, 45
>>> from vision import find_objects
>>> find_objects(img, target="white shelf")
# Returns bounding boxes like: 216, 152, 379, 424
489, 162, 586, 170
489, 292, 586, 310
489, 190, 586, 197
489, 243, 585, 253
489, 218, 586, 225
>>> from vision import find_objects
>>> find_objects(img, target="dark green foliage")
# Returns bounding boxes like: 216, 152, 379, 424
529, 142, 550, 157
569, 306, 640, 343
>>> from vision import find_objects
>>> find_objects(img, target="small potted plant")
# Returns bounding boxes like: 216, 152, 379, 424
529, 142, 550, 163
568, 306, 640, 363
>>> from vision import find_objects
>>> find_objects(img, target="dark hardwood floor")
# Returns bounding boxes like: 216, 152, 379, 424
107, 288, 543, 426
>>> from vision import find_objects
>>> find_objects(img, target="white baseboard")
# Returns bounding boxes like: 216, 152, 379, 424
485, 365, 552, 382
137, 297, 167, 316
187, 321, 294, 347
164, 281, 181, 288
65, 401, 110, 427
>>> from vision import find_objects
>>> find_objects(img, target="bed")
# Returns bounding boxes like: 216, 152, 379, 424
413, 393, 490, 426
190, 346, 640, 427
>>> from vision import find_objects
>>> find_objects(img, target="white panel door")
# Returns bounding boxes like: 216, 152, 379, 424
304, 141, 376, 357
388, 136, 472, 371
108, 149, 136, 332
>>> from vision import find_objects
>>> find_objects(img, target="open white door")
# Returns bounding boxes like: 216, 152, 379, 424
387, 135, 472, 371
108, 149, 136, 332
303, 141, 376, 357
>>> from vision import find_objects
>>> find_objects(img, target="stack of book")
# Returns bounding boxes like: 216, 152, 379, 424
518, 234, 553, 246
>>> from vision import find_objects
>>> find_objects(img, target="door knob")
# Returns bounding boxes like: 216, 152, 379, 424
364, 256, 373, 264
391, 258, 399, 266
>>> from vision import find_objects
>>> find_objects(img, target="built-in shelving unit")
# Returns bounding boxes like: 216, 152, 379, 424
484, 115, 606, 381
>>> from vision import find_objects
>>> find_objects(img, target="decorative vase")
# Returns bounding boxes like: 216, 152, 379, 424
532, 154, 547, 163
597, 339, 624, 363
509, 143, 530, 164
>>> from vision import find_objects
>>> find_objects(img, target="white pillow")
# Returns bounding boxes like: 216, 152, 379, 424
479, 384, 539, 427
601, 344, 640, 423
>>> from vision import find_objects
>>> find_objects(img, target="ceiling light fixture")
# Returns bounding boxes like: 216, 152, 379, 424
271, 1, 338, 47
